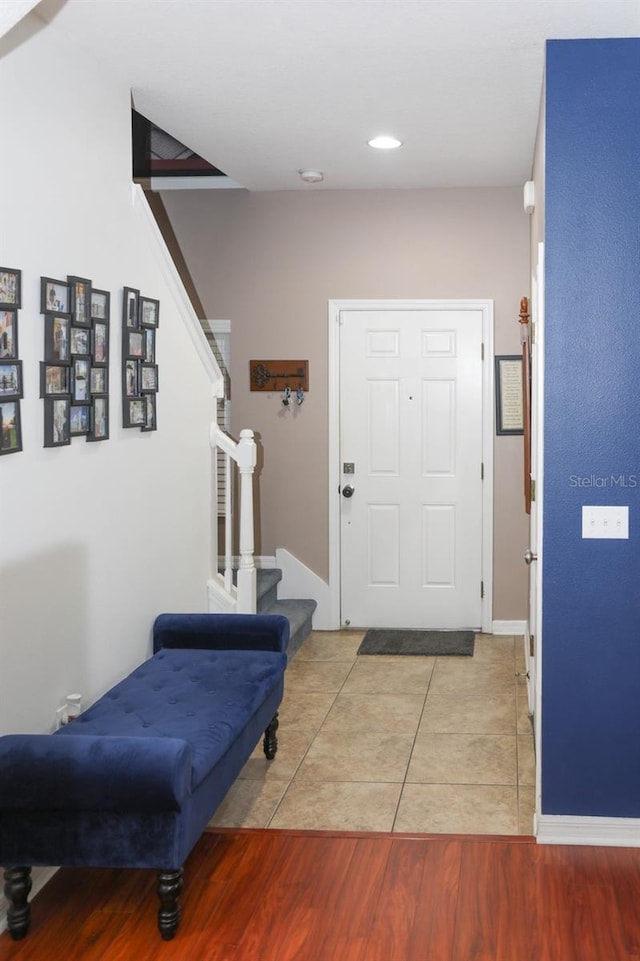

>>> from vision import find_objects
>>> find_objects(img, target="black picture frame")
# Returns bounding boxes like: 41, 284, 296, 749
0, 400, 22, 454
140, 363, 158, 393
123, 396, 147, 429
40, 362, 71, 397
0, 269, 21, 310
44, 314, 70, 364
92, 319, 109, 366
70, 325, 91, 357
68, 275, 92, 328
140, 296, 160, 328
41, 277, 71, 316
123, 358, 139, 397
69, 403, 91, 436
88, 395, 109, 442
0, 309, 18, 360
141, 392, 157, 432
90, 288, 110, 321
0, 360, 23, 399
72, 358, 91, 403
144, 328, 155, 363
123, 287, 140, 329
127, 330, 144, 359
44, 397, 71, 447
495, 355, 524, 436
90, 366, 108, 395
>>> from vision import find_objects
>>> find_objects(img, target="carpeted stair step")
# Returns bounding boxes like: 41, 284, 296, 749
262, 597, 317, 661
256, 568, 282, 613
232, 568, 316, 659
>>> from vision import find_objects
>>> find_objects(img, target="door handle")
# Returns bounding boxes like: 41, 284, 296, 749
342, 484, 355, 499
524, 549, 538, 565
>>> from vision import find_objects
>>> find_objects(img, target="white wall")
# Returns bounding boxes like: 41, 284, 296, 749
0, 15, 216, 733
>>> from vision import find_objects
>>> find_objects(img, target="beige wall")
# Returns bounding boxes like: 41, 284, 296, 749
162, 186, 530, 620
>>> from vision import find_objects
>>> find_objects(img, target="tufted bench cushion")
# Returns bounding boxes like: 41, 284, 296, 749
56, 647, 286, 791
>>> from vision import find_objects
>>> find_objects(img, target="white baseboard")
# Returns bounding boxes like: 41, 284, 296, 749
536, 813, 640, 847
492, 619, 526, 635
275, 548, 332, 629
0, 867, 58, 935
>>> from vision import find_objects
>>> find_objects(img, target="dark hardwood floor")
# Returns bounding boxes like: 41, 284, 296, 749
2, 828, 640, 960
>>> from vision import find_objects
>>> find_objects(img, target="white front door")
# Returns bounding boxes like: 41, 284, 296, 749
339, 306, 485, 630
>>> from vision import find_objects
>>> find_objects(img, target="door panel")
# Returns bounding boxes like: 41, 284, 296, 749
339, 308, 483, 629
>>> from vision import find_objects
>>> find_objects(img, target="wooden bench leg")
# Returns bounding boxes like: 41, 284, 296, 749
263, 711, 279, 760
157, 868, 183, 940
4, 866, 32, 940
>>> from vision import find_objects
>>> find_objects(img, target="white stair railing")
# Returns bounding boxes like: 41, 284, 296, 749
208, 425, 257, 613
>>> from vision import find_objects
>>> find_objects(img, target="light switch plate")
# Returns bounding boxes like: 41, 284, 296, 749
582, 505, 629, 539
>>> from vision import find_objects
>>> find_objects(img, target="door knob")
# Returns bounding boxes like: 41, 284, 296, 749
524, 549, 538, 565
342, 484, 355, 498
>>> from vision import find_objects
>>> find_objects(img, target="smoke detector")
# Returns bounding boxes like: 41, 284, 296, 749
298, 169, 324, 183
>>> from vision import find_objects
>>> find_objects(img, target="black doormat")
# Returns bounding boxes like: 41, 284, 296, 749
357, 629, 475, 657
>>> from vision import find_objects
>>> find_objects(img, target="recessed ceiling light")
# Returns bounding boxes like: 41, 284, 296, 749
367, 136, 403, 150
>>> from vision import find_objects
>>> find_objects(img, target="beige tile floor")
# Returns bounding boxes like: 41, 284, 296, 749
209, 631, 536, 835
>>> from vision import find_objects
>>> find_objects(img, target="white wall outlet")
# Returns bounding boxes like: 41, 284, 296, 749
582, 505, 629, 539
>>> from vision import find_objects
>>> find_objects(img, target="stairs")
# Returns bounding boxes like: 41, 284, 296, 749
256, 568, 316, 660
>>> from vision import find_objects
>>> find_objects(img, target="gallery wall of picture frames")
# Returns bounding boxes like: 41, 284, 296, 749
39, 274, 110, 446
0, 267, 23, 455
0, 269, 160, 455
121, 286, 159, 431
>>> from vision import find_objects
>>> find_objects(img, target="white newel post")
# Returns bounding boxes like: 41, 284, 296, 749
235, 429, 257, 613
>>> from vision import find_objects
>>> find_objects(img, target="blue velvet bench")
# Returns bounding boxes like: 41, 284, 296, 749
0, 612, 289, 941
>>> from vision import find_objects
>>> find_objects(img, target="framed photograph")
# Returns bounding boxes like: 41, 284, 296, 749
141, 392, 157, 432
92, 320, 109, 365
44, 397, 71, 447
40, 362, 71, 397
43, 314, 70, 363
140, 296, 159, 328
70, 325, 91, 357
124, 396, 147, 428
0, 400, 22, 455
72, 358, 90, 402
0, 309, 18, 359
124, 358, 139, 397
0, 361, 23, 399
41, 277, 71, 316
69, 403, 91, 436
90, 288, 110, 321
144, 328, 155, 363
88, 395, 109, 442
68, 276, 91, 327
127, 330, 144, 359
123, 287, 140, 329
495, 355, 524, 435
90, 366, 107, 395
0, 269, 21, 310
140, 363, 158, 393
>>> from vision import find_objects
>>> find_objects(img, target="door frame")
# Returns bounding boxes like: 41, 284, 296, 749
327, 298, 494, 633
532, 243, 545, 825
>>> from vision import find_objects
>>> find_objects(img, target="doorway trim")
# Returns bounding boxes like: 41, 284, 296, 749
327, 298, 494, 633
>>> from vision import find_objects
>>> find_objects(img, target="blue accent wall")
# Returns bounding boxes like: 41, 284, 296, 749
542, 38, 640, 816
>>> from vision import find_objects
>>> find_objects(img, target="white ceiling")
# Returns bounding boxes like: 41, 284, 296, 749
35, 0, 640, 191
